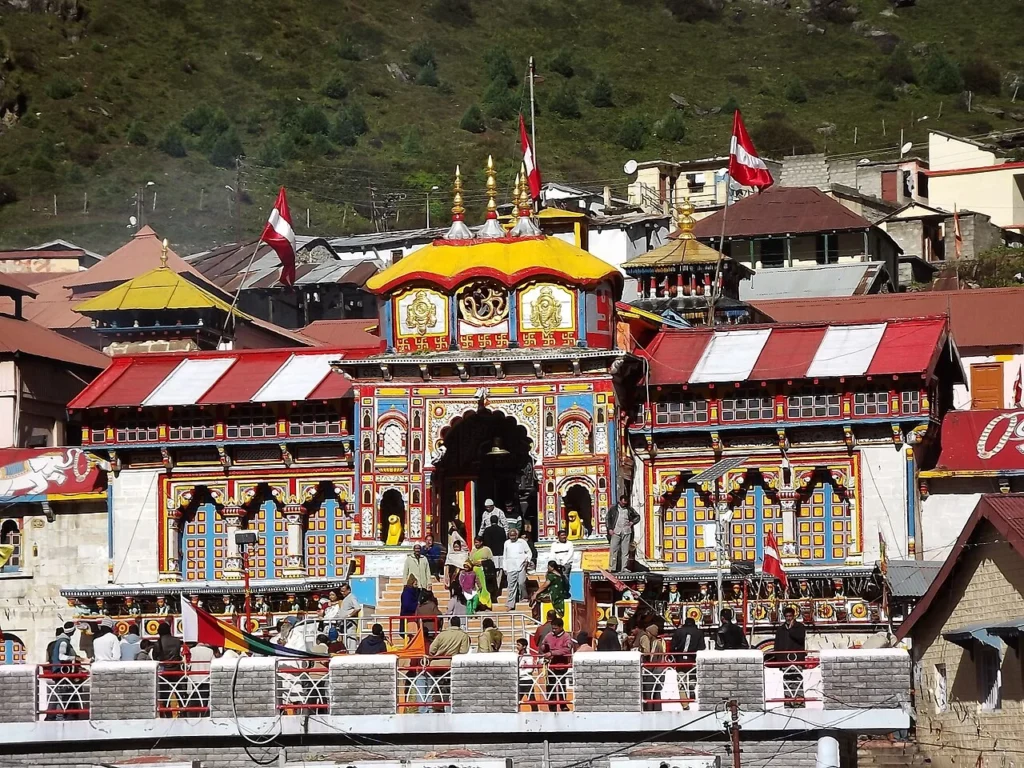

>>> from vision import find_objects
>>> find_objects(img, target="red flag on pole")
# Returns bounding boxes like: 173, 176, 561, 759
261, 187, 297, 287
519, 114, 542, 201
728, 111, 774, 190
761, 529, 788, 588
953, 205, 964, 259
1014, 365, 1023, 407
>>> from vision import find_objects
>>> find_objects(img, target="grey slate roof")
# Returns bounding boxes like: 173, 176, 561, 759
739, 262, 891, 301
886, 559, 943, 598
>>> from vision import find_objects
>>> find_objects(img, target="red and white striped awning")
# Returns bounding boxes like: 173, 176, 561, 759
69, 349, 359, 409
643, 317, 949, 386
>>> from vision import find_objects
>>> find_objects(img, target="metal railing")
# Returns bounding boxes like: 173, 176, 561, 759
157, 661, 211, 717
276, 659, 330, 713
397, 658, 451, 712
37, 663, 90, 720
764, 651, 823, 709
518, 656, 574, 712
642, 659, 697, 710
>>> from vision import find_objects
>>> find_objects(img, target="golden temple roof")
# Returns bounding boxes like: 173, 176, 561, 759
366, 235, 621, 294
624, 199, 726, 270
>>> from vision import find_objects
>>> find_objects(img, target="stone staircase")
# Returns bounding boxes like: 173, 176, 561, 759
374, 575, 532, 615
857, 740, 931, 767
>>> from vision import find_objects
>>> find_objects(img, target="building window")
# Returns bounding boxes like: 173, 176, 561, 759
815, 234, 838, 265
115, 416, 159, 443
378, 420, 406, 457
559, 420, 591, 455
760, 239, 786, 268
90, 423, 107, 443
901, 390, 922, 415
225, 406, 277, 440
289, 404, 342, 437
853, 391, 890, 416
978, 646, 1001, 711
0, 519, 22, 572
932, 664, 947, 714
168, 413, 216, 441
787, 390, 841, 419
721, 395, 774, 422
655, 400, 709, 425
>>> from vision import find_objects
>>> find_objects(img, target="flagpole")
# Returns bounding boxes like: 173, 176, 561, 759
707, 183, 731, 327
218, 238, 263, 345
529, 56, 538, 212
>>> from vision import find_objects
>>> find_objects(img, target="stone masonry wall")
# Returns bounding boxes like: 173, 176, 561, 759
329, 654, 397, 715
90, 660, 158, 720
573, 651, 641, 713
696, 650, 765, 711
209, 656, 277, 718
451, 652, 518, 713
0, 664, 36, 723
820, 649, 910, 710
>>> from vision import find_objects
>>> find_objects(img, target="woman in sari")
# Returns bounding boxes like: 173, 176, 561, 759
532, 560, 570, 617
444, 540, 469, 587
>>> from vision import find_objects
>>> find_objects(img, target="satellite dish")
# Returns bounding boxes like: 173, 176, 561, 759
900, 141, 913, 156
717, 168, 729, 176
623, 159, 638, 175
858, 158, 871, 166
129, 215, 138, 227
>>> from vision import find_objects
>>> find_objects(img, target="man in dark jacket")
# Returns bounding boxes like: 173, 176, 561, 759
716, 608, 749, 650
356, 623, 388, 654
772, 606, 807, 707
670, 616, 705, 701
607, 496, 641, 572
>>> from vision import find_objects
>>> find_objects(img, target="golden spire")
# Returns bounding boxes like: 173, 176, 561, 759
485, 155, 498, 218
676, 198, 696, 240
452, 165, 466, 221
160, 238, 169, 267
519, 162, 532, 216
510, 161, 541, 237
511, 172, 522, 224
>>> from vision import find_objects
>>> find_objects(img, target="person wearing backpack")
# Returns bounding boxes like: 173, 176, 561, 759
46, 622, 79, 721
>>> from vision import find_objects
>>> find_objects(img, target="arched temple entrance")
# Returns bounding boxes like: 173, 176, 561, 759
432, 409, 537, 542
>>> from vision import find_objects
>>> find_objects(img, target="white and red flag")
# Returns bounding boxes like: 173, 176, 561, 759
729, 110, 774, 190
1014, 365, 1023, 407
519, 114, 542, 201
953, 206, 963, 259
261, 187, 297, 287
761, 529, 788, 588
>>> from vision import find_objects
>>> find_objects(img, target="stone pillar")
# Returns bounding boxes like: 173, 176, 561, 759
162, 507, 184, 580
329, 655, 397, 715
282, 501, 310, 578
573, 651, 642, 713
819, 649, 910, 710
779, 489, 800, 567
0, 665, 37, 723
451, 652, 518, 713
696, 650, 765, 711
210, 656, 278, 718
221, 504, 244, 579
91, 661, 158, 720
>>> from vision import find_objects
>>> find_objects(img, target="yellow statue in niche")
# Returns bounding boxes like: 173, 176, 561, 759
405, 290, 438, 335
566, 509, 584, 540
385, 514, 404, 546
529, 286, 562, 330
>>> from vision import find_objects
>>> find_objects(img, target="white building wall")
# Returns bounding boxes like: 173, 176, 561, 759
858, 444, 910, 562
0, 359, 14, 447
0, 506, 108, 662
953, 353, 1024, 410
920, 492, 982, 562
111, 468, 161, 584
589, 229, 630, 270
928, 133, 998, 172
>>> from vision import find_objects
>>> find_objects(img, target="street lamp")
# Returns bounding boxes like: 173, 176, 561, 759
715, 500, 733, 624
234, 530, 259, 631
426, 185, 439, 228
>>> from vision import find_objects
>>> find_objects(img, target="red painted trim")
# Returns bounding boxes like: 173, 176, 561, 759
372, 264, 617, 294
431, 235, 546, 247
924, 160, 1024, 177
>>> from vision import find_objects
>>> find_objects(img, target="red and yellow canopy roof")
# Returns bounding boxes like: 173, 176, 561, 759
365, 235, 622, 295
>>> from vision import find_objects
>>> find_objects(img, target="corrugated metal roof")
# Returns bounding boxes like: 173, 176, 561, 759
739, 263, 888, 301
885, 559, 942, 598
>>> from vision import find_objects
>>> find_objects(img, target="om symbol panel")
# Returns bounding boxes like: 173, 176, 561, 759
518, 283, 577, 347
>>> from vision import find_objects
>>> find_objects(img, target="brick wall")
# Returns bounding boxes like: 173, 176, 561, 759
90, 660, 158, 720
451, 652, 518, 713
695, 650, 764, 710
329, 654, 396, 715
820, 649, 910, 709
0, 664, 37, 723
574, 651, 642, 713
780, 154, 830, 189
209, 656, 277, 718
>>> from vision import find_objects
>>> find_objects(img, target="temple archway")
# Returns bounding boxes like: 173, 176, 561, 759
432, 408, 536, 542
560, 482, 594, 538
379, 488, 406, 545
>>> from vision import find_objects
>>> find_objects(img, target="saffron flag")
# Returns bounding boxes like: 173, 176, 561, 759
728, 111, 774, 190
1014, 366, 1023, 407
180, 599, 319, 658
394, 626, 428, 659
953, 206, 963, 259
0, 544, 13, 569
519, 114, 542, 201
261, 187, 297, 287
760, 529, 788, 588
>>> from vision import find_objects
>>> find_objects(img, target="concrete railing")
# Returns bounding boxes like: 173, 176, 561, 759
2, 648, 910, 722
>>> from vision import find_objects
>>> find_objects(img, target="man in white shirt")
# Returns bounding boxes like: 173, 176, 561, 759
503, 526, 533, 609
338, 582, 361, 652
92, 619, 121, 662
548, 528, 575, 584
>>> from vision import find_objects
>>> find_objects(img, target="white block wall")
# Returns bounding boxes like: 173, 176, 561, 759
111, 469, 161, 583
859, 445, 909, 561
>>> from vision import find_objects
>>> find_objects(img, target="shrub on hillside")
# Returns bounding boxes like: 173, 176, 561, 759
45, 74, 78, 100
588, 75, 614, 108
343, 104, 368, 135
331, 114, 357, 146
157, 125, 187, 158
873, 82, 898, 102
409, 41, 436, 68
784, 78, 808, 103
483, 80, 517, 120
126, 121, 149, 146
416, 62, 440, 87
0, 180, 18, 208
484, 47, 518, 87
298, 106, 330, 135
336, 39, 363, 61
181, 104, 215, 135
429, 0, 474, 26
549, 48, 574, 78
807, 0, 857, 24
751, 115, 814, 156
924, 51, 964, 94
880, 46, 916, 85
664, 0, 723, 23
209, 127, 243, 168
459, 104, 486, 133
617, 116, 648, 151
548, 83, 580, 119
961, 57, 1002, 96
655, 110, 686, 142
721, 95, 740, 113
320, 75, 349, 100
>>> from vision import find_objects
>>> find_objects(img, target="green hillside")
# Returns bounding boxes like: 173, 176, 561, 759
0, 0, 1021, 254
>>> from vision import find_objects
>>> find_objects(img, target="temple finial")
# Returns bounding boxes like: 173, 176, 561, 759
511, 173, 522, 225
160, 238, 169, 267
478, 154, 505, 238
676, 198, 696, 240
510, 161, 541, 237
444, 165, 473, 240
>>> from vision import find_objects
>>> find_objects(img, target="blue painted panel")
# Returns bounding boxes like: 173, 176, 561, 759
556, 393, 594, 414
377, 399, 410, 416
350, 576, 377, 607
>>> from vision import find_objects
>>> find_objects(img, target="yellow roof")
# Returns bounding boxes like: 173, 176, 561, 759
624, 236, 725, 268
366, 235, 621, 294
537, 207, 587, 219
74, 266, 239, 314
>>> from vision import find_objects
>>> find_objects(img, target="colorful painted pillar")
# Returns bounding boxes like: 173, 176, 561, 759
162, 506, 183, 581
905, 444, 917, 556
283, 499, 310, 578
221, 503, 245, 579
